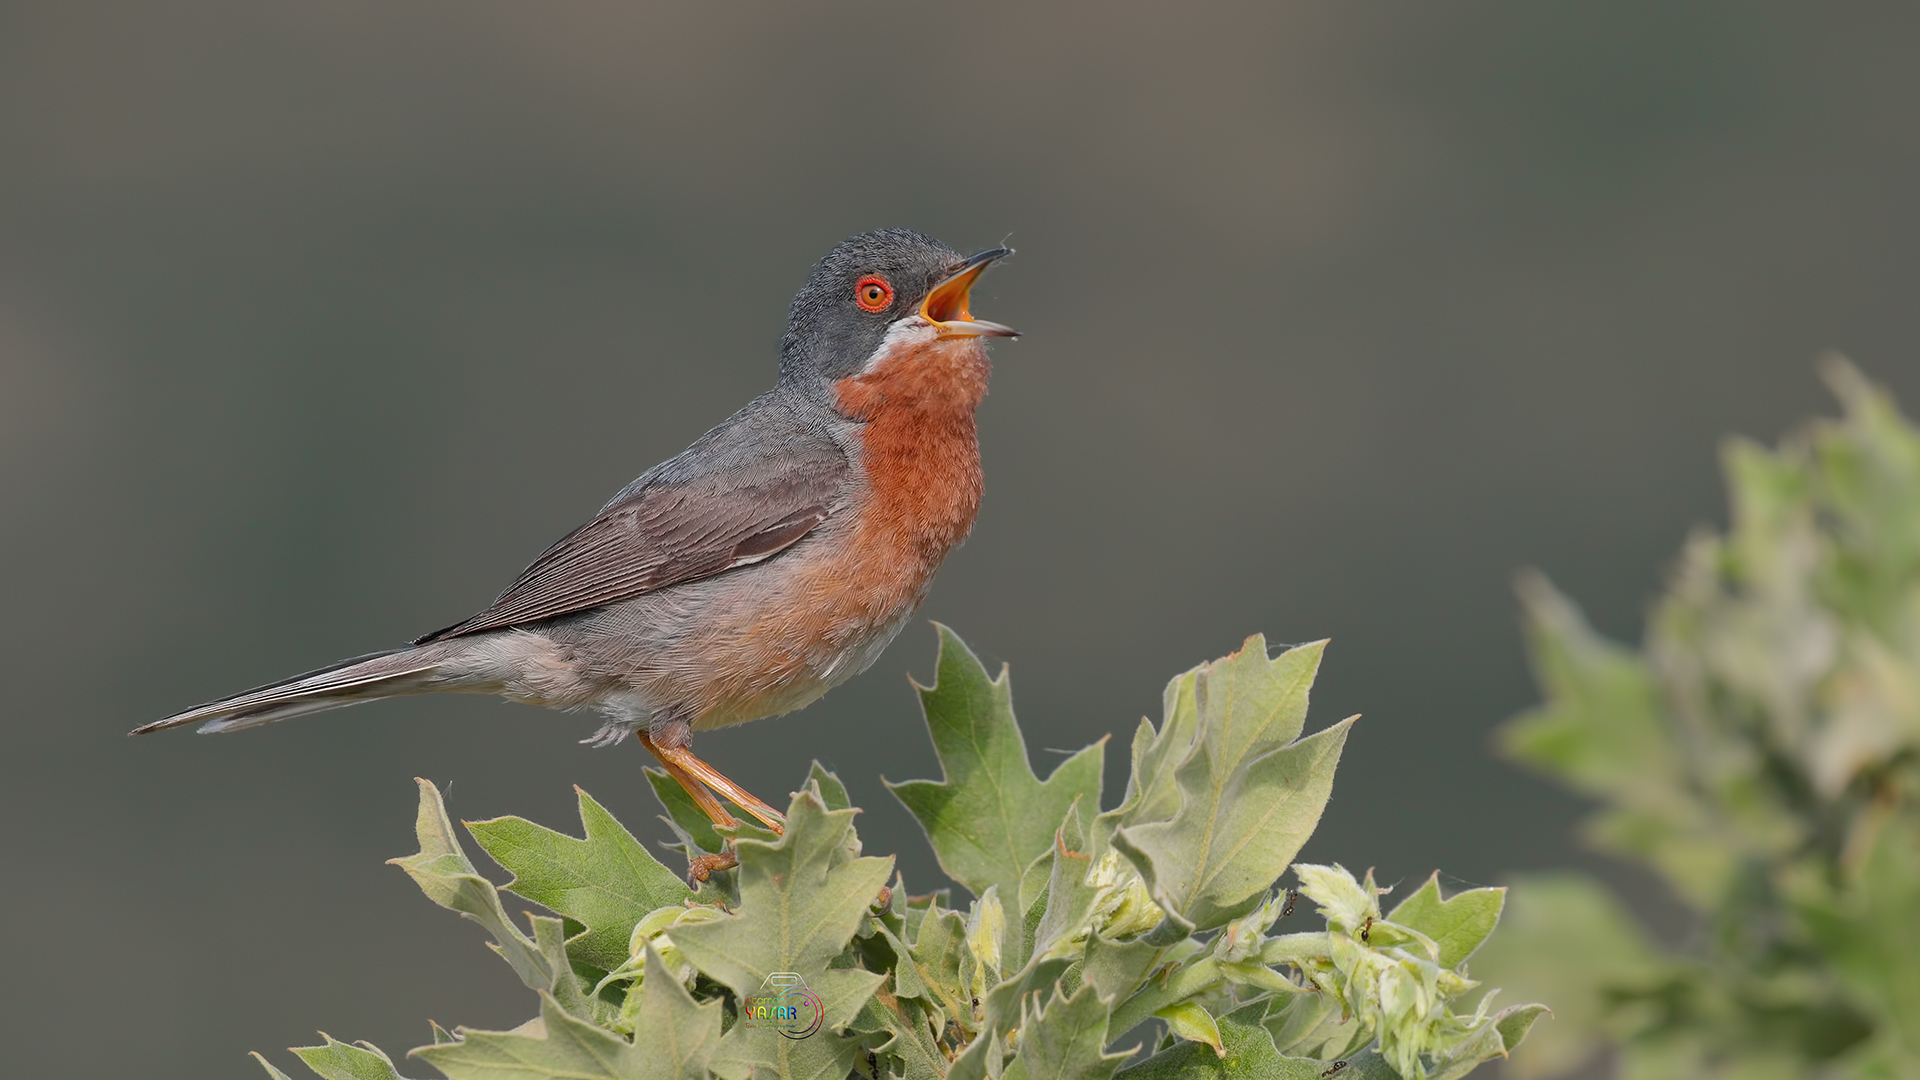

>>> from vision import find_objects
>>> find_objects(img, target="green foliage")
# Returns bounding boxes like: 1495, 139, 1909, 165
285, 1036, 416, 1080
387, 777, 557, 995
672, 790, 892, 1080
1476, 360, 1920, 1078
1111, 640, 1355, 931
887, 624, 1106, 913
465, 787, 692, 972
254, 630, 1543, 1079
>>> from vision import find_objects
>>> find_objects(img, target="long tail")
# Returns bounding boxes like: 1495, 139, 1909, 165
132, 647, 448, 735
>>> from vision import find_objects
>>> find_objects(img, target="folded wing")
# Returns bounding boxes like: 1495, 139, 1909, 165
417, 423, 849, 643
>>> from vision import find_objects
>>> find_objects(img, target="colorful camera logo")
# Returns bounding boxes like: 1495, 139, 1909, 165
742, 972, 824, 1040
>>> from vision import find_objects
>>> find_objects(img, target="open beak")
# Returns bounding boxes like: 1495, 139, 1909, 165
921, 247, 1018, 338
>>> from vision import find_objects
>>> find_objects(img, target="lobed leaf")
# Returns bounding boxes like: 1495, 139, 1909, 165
671, 787, 889, 994
710, 1008, 865, 1080
671, 786, 891, 1079
286, 1036, 418, 1080
851, 986, 951, 1080
1004, 982, 1129, 1080
531, 912, 612, 1025
465, 787, 691, 972
388, 778, 551, 992
1385, 874, 1504, 970
1493, 1004, 1550, 1056
1078, 932, 1164, 1018
806, 760, 852, 811
1108, 669, 1202, 832
900, 906, 972, 1026
1502, 573, 1676, 807
888, 625, 1105, 908
1115, 638, 1353, 929
1090, 640, 1363, 1061
413, 981, 712, 1080
947, 957, 1074, 1080
1030, 802, 1105, 963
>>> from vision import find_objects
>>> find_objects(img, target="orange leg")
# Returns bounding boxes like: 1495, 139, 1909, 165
640, 737, 741, 880
642, 735, 787, 833
638, 733, 786, 882
648, 745, 740, 829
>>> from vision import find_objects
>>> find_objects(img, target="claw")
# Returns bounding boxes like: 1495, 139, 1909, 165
688, 850, 738, 883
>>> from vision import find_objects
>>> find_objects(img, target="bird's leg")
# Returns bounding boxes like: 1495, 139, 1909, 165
651, 748, 741, 829
638, 734, 744, 881
637, 732, 788, 882
650, 741, 788, 834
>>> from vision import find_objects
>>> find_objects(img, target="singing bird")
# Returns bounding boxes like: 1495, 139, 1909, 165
135, 228, 1016, 877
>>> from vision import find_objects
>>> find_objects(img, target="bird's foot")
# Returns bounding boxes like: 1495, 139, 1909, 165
687, 850, 738, 883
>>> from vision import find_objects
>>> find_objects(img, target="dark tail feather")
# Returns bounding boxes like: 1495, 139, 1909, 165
132, 647, 444, 735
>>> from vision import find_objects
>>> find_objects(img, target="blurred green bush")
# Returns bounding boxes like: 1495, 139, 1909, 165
1477, 360, 1920, 1078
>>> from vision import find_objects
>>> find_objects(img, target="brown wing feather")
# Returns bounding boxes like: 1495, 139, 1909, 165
416, 444, 847, 643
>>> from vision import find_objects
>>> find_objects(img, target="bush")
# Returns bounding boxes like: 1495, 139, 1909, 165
252, 629, 1545, 1080
1474, 360, 1920, 1078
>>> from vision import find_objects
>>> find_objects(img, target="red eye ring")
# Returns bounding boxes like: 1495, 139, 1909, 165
855, 275, 894, 312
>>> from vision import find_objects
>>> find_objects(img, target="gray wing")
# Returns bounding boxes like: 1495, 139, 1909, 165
416, 405, 850, 643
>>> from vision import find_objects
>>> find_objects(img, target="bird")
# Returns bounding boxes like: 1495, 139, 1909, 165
134, 228, 1017, 878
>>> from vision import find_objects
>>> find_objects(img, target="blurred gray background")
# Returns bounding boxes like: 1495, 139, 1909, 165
4, 2, 1918, 1075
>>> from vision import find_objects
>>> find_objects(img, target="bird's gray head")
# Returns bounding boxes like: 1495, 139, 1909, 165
779, 228, 1015, 393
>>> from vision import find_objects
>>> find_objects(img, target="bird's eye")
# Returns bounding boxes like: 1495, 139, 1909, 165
855, 275, 894, 312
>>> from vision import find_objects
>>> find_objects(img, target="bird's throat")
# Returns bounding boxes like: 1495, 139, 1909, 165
833, 335, 990, 421
834, 337, 990, 558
